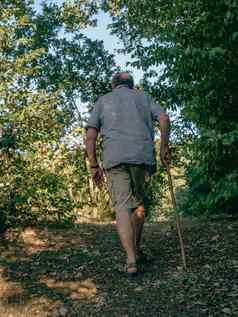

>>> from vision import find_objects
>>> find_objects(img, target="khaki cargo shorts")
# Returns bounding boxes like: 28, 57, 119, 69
105, 164, 149, 214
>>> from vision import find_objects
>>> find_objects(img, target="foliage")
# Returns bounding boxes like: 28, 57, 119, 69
103, 0, 238, 215
0, 0, 115, 227
2, 0, 237, 226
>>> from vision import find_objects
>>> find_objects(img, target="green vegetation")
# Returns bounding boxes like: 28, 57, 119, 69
103, 0, 238, 216
1, 0, 238, 227
0, 0, 115, 228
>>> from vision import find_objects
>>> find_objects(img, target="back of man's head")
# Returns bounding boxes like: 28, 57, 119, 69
111, 72, 134, 89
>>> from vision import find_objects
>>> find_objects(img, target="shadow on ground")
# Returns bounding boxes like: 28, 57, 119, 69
0, 218, 238, 316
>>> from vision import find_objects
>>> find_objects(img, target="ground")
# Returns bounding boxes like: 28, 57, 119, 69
0, 217, 238, 317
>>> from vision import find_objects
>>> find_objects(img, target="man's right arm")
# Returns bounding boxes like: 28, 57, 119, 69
159, 112, 171, 167
149, 96, 171, 167
159, 112, 170, 146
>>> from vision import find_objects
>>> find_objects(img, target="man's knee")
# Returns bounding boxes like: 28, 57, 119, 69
135, 205, 145, 218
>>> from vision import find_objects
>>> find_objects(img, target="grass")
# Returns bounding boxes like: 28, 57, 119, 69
0, 217, 238, 316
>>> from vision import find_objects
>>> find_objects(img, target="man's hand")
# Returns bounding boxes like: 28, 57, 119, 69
91, 167, 104, 189
160, 143, 171, 168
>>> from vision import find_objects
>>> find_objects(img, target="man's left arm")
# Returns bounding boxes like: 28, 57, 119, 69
85, 127, 98, 168
85, 98, 104, 188
85, 127, 104, 188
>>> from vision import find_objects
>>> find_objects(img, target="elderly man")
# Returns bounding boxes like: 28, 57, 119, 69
85, 72, 170, 276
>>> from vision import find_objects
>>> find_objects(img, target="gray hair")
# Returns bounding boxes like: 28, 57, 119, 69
111, 72, 134, 89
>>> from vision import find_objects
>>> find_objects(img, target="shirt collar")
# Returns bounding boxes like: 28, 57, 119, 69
114, 84, 131, 90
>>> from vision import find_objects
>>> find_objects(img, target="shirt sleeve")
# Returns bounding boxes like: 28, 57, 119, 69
86, 98, 102, 131
147, 95, 166, 121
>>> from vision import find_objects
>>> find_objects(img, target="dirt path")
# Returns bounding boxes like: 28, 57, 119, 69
0, 218, 238, 316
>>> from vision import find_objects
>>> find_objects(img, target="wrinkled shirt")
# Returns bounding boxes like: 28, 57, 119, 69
86, 85, 165, 169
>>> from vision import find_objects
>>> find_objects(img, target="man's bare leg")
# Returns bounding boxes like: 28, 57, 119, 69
131, 205, 145, 254
116, 211, 137, 272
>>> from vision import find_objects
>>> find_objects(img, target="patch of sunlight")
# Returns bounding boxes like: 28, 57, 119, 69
0, 268, 24, 304
20, 227, 86, 254
0, 295, 59, 317
39, 276, 97, 300
20, 228, 49, 255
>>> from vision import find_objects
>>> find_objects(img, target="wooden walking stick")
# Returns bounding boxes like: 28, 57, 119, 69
166, 165, 187, 270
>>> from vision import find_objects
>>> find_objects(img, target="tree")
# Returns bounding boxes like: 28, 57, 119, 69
102, 0, 238, 215
0, 0, 116, 227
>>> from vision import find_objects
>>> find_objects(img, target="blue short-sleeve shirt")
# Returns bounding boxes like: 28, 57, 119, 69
86, 86, 165, 169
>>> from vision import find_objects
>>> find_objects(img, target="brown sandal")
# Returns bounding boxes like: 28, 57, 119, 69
123, 262, 138, 277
